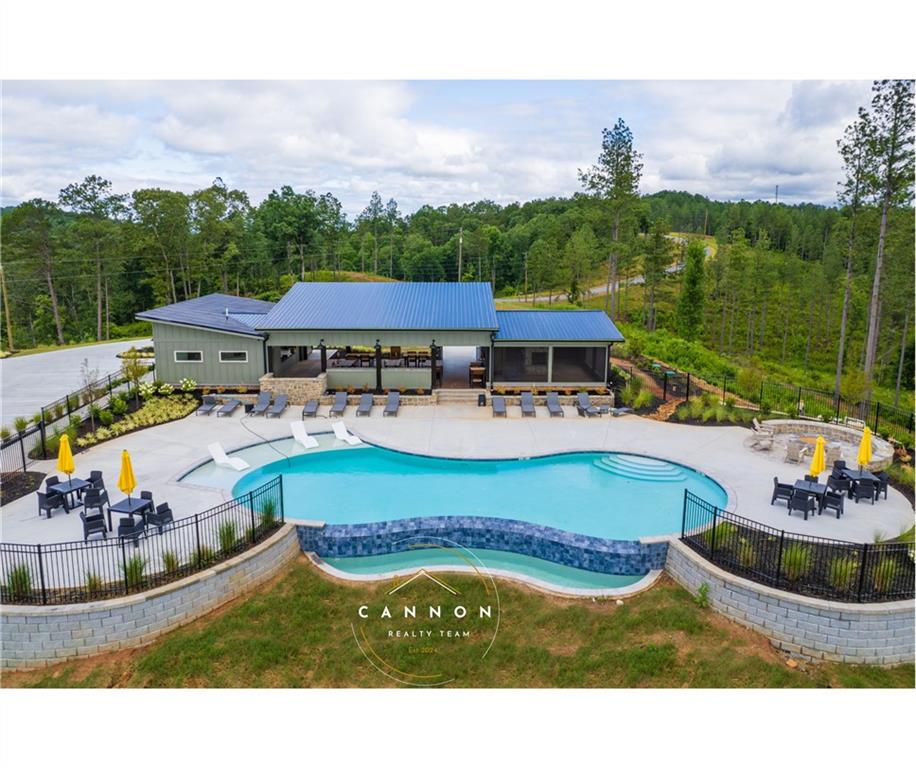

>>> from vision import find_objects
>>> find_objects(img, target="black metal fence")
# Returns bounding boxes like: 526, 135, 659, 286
1, 366, 154, 475
681, 490, 914, 603
0, 476, 284, 605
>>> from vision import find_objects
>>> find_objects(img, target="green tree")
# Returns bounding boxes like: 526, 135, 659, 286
676, 239, 706, 341
578, 118, 643, 317
641, 220, 671, 330
562, 225, 598, 304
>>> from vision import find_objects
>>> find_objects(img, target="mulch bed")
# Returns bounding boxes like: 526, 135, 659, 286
0, 471, 46, 506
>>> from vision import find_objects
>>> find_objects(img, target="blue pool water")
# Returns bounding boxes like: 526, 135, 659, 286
231, 445, 727, 540
322, 548, 646, 590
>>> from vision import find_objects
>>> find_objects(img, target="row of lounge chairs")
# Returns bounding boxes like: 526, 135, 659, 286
492, 391, 630, 418
197, 394, 289, 418
328, 390, 400, 418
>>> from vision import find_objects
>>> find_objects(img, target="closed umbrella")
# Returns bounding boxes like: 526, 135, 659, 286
808, 435, 826, 477
57, 433, 75, 482
118, 449, 137, 500
857, 426, 873, 469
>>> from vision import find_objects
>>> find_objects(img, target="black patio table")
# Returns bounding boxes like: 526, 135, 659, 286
106, 496, 153, 532
840, 468, 880, 483
48, 478, 90, 511
794, 480, 828, 515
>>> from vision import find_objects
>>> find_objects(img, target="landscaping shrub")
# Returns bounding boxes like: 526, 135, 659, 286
110, 396, 128, 416
121, 555, 147, 589
781, 544, 812, 581
693, 582, 709, 608
193, 546, 215, 569
161, 550, 180, 574
872, 556, 900, 593
633, 390, 654, 409
6, 563, 32, 600
218, 521, 238, 553
259, 498, 277, 529
827, 556, 859, 592
99, 409, 114, 426
85, 571, 104, 594
179, 377, 197, 393
76, 394, 198, 449
0, 426, 10, 440
703, 521, 738, 550
736, 538, 757, 568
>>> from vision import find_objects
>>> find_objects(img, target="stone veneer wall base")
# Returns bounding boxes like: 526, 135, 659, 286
665, 537, 914, 666
0, 525, 300, 670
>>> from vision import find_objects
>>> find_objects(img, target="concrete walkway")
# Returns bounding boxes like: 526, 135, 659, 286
0, 338, 151, 425
2, 403, 912, 546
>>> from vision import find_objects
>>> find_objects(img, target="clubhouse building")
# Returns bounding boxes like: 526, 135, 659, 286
137, 282, 624, 398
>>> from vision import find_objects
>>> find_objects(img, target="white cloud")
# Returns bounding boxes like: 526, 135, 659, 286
0, 80, 875, 213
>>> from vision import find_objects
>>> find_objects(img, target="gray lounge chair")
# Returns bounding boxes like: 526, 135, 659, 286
267, 394, 289, 418
492, 395, 506, 417
546, 391, 564, 417
357, 393, 373, 417
302, 399, 319, 418
329, 391, 348, 417
609, 407, 632, 417
196, 395, 218, 415
383, 390, 400, 417
217, 398, 241, 417
251, 391, 271, 416
576, 392, 599, 417
520, 391, 536, 417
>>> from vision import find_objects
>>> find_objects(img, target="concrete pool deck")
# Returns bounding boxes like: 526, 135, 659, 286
2, 402, 913, 546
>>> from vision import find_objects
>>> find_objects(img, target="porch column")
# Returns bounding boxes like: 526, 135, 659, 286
547, 346, 554, 384
488, 334, 495, 389
319, 340, 327, 373
375, 339, 383, 394
429, 341, 437, 392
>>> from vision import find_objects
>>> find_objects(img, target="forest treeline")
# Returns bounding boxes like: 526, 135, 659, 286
0, 81, 912, 403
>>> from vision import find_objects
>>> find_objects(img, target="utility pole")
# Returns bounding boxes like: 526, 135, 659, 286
458, 227, 463, 281
0, 265, 14, 352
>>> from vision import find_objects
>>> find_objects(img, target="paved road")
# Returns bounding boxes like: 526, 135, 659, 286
0, 339, 151, 426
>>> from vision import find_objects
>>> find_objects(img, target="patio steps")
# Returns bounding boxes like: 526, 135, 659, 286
592, 454, 687, 483
436, 389, 487, 405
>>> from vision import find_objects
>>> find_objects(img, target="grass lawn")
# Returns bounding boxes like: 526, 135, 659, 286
4, 558, 913, 689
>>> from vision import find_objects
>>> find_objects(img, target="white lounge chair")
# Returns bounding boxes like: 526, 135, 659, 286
291, 421, 319, 449
332, 422, 362, 446
207, 442, 250, 471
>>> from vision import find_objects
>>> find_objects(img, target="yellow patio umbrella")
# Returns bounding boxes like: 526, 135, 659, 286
857, 426, 873, 469
118, 449, 137, 499
56, 434, 75, 481
808, 435, 826, 477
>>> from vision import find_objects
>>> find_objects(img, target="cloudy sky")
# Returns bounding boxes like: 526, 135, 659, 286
1, 80, 874, 216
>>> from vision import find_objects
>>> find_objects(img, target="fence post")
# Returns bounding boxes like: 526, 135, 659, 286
65, 392, 72, 418
19, 433, 27, 472
873, 402, 880, 434
709, 506, 718, 557
834, 394, 841, 425
39, 407, 48, 459
722, 376, 727, 404
278, 477, 285, 521
681, 489, 687, 538
796, 386, 802, 414
856, 543, 869, 601
121, 541, 130, 595
249, 491, 256, 542
775, 530, 785, 584
662, 375, 667, 402
107, 374, 113, 398
685, 373, 691, 402
194, 514, 202, 568
36, 543, 48, 605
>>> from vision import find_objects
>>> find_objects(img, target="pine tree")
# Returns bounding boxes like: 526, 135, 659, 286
676, 239, 706, 341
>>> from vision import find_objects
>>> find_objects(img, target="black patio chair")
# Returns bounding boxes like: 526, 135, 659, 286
44, 474, 61, 492
771, 477, 794, 506
37, 491, 66, 519
832, 460, 847, 472
852, 479, 876, 504
89, 470, 105, 489
787, 490, 816, 521
83, 487, 109, 518
875, 471, 889, 501
146, 502, 174, 534
827, 474, 851, 496
80, 509, 108, 540
820, 490, 845, 519
804, 474, 818, 483
117, 517, 146, 547
139, 491, 155, 518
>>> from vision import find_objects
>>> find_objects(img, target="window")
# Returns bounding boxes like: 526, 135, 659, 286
219, 350, 249, 363
174, 350, 203, 363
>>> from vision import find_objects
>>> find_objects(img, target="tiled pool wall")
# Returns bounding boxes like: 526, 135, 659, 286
296, 516, 668, 575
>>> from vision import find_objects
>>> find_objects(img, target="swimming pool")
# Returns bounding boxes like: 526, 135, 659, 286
320, 548, 649, 590
228, 441, 727, 540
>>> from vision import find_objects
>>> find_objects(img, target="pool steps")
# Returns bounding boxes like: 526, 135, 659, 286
592, 454, 687, 482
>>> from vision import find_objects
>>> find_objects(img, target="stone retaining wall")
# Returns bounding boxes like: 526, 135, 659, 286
259, 372, 327, 404
0, 525, 300, 670
665, 538, 914, 665
297, 517, 666, 575
762, 419, 894, 470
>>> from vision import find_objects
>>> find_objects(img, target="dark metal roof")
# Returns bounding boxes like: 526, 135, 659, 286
136, 294, 275, 337
257, 282, 498, 331
494, 310, 624, 342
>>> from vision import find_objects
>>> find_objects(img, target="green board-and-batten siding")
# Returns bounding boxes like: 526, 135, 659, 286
150, 321, 265, 386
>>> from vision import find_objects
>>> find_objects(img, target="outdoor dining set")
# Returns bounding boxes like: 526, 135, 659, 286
771, 460, 889, 521
37, 437, 175, 546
